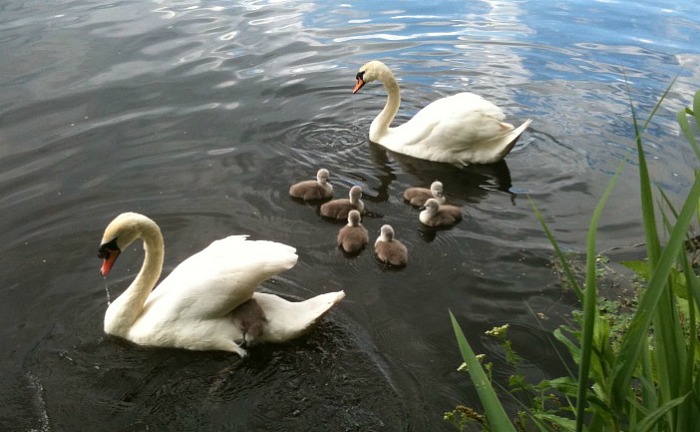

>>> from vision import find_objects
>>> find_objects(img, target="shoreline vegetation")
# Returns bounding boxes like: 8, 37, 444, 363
447, 87, 700, 431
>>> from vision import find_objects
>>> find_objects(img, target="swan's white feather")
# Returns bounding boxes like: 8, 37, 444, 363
253, 291, 346, 343
358, 61, 532, 164
100, 213, 343, 356
143, 235, 297, 320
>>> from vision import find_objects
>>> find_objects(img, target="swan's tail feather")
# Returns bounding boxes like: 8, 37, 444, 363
500, 118, 532, 156
253, 291, 345, 343
486, 118, 532, 164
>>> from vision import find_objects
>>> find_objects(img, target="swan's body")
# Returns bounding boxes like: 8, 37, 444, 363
419, 198, 462, 227
403, 180, 446, 207
374, 225, 408, 268
337, 210, 369, 254
98, 212, 344, 356
289, 168, 333, 201
320, 185, 365, 220
353, 61, 532, 165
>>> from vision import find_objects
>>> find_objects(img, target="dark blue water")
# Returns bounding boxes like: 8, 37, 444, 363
1, 0, 699, 430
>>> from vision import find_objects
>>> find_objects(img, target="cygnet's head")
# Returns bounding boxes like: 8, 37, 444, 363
379, 224, 395, 241
421, 198, 441, 215
347, 209, 362, 227
430, 181, 444, 198
316, 168, 330, 184
349, 185, 363, 202
353, 60, 389, 93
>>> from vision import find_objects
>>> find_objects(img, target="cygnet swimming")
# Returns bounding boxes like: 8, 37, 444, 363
403, 180, 446, 207
289, 168, 333, 201
419, 198, 462, 227
374, 224, 408, 268
337, 210, 369, 254
320, 185, 365, 220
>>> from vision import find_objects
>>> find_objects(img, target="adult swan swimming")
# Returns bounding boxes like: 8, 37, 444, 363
98, 212, 345, 357
353, 60, 532, 165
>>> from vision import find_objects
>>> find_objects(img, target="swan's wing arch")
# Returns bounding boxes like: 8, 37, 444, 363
143, 235, 298, 320
402, 93, 510, 142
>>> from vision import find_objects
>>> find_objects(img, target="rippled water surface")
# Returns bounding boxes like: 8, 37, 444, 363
2, 0, 700, 430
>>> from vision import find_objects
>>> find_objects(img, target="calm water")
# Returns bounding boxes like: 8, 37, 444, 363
2, 0, 699, 430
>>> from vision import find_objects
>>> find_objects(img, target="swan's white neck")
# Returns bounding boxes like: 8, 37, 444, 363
369, 68, 400, 143
104, 221, 164, 336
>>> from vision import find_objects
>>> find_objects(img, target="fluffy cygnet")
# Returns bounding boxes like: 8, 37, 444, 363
337, 210, 369, 254
320, 185, 365, 220
374, 224, 408, 268
419, 198, 462, 227
289, 168, 333, 201
231, 298, 267, 346
403, 180, 446, 207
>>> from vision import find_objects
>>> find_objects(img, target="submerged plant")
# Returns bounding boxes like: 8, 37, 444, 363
448, 88, 700, 431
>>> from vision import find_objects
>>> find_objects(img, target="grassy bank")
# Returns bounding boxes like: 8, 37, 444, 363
447, 88, 700, 431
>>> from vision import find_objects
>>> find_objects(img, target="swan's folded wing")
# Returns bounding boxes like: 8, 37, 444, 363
144, 235, 298, 319
408, 93, 509, 142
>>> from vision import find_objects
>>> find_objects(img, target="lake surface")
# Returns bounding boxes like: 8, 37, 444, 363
1, 0, 699, 430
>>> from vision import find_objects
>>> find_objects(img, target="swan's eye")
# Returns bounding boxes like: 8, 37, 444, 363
98, 238, 120, 259
355, 71, 365, 81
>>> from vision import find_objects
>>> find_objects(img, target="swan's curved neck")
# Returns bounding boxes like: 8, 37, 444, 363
370, 70, 401, 141
104, 221, 164, 336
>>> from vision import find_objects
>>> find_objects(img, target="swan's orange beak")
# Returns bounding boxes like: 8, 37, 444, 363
353, 78, 365, 94
100, 251, 119, 277
98, 240, 121, 277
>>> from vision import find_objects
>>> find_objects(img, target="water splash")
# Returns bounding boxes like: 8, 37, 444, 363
103, 278, 111, 305
26, 372, 51, 432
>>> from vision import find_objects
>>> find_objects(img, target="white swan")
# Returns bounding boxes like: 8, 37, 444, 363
353, 60, 532, 165
98, 212, 345, 357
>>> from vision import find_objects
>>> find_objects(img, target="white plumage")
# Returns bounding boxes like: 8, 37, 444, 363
99, 212, 344, 357
353, 60, 532, 165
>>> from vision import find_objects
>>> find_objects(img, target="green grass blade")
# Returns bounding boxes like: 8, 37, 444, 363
575, 157, 628, 432
694, 89, 700, 130
677, 108, 700, 160
611, 174, 700, 408
633, 394, 689, 432
449, 311, 517, 432
626, 86, 661, 269
530, 197, 583, 301
678, 251, 699, 431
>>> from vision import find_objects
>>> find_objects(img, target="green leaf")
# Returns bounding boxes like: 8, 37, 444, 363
620, 259, 649, 280
449, 311, 517, 432
534, 413, 577, 431
575, 155, 628, 432
611, 174, 700, 408
632, 394, 689, 432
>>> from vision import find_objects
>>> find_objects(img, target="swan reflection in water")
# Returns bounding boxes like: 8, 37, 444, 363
366, 142, 517, 243
367, 141, 515, 204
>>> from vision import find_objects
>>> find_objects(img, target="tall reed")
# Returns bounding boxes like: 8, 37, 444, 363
449, 88, 700, 431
